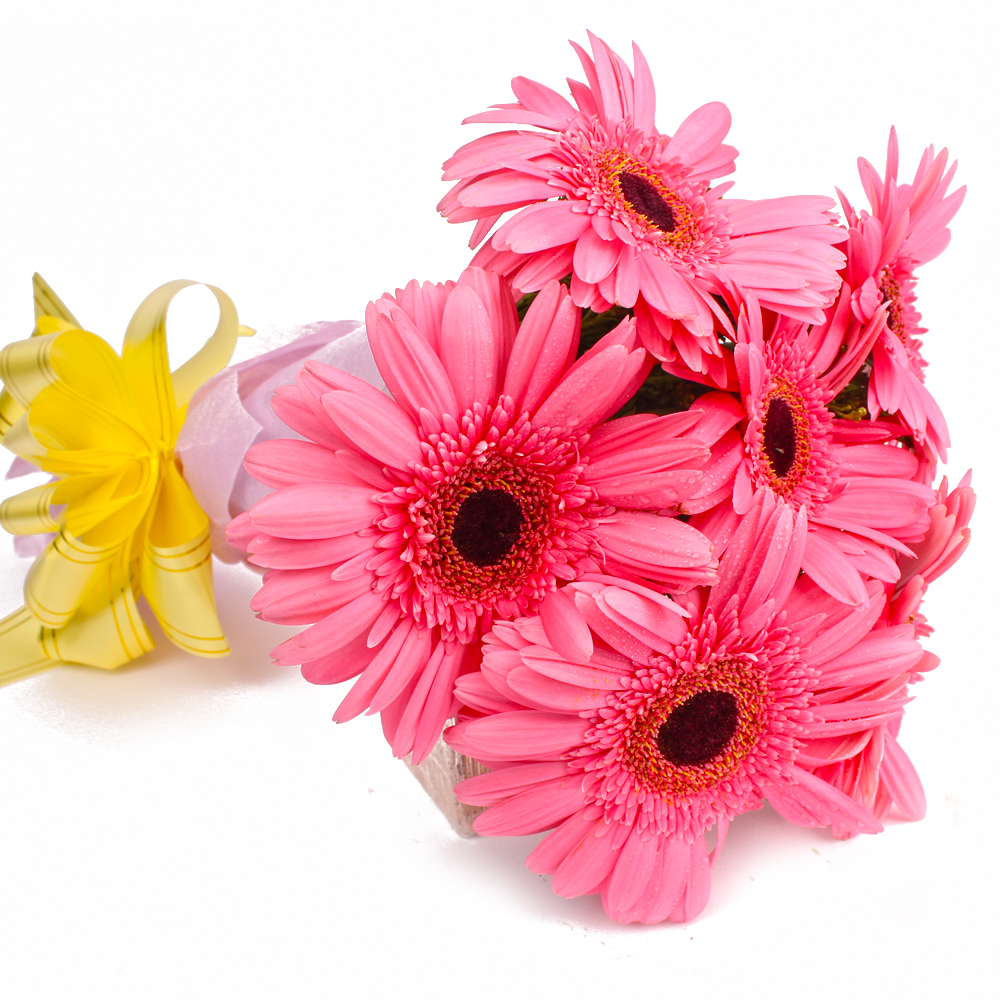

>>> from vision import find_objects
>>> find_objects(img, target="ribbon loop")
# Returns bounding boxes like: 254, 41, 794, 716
0, 333, 60, 410
24, 531, 122, 629
0, 482, 60, 535
40, 582, 154, 670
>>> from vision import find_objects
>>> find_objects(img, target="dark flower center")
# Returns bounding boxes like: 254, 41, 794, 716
619, 172, 676, 232
656, 690, 739, 766
762, 396, 797, 479
451, 489, 524, 567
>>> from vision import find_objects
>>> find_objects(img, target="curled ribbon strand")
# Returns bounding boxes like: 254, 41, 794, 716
0, 274, 254, 684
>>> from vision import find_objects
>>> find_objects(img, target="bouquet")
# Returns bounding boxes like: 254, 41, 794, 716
0, 32, 973, 925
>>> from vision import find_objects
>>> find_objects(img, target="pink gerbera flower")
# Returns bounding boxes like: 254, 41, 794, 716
722, 296, 936, 606
839, 128, 965, 460
447, 493, 925, 923
229, 268, 721, 762
438, 32, 847, 388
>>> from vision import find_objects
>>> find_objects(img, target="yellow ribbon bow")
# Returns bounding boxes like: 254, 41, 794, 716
0, 274, 254, 685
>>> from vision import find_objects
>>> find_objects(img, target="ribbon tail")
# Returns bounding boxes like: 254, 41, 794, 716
32, 274, 82, 331
141, 461, 229, 658
0, 592, 155, 685
142, 526, 229, 657
0, 606, 57, 685
0, 482, 60, 535
41, 579, 154, 670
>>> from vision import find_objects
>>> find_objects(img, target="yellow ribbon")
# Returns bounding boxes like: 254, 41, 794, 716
0, 274, 254, 684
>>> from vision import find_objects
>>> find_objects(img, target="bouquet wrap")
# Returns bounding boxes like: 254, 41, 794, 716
0, 29, 978, 927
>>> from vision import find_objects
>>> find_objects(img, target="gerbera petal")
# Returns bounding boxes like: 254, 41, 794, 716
393, 639, 469, 763
585, 410, 701, 459
455, 268, 518, 372
630, 42, 655, 134
539, 586, 593, 663
661, 101, 732, 171
458, 170, 556, 208
508, 244, 577, 295
597, 586, 689, 647
473, 777, 589, 836
586, 469, 706, 509
299, 359, 389, 406
610, 244, 640, 308
330, 618, 420, 723
271, 588, 385, 666
366, 623, 437, 716
519, 646, 630, 689
879, 733, 926, 821
225, 510, 257, 553
534, 343, 649, 433
251, 566, 373, 626
834, 443, 919, 479
765, 766, 883, 836
243, 439, 361, 489
462, 106, 566, 130
502, 279, 579, 412
441, 130, 555, 182
271, 383, 344, 450
510, 74, 577, 123
637, 253, 702, 320
801, 528, 869, 606
368, 309, 459, 419
583, 31, 625, 127
573, 225, 622, 284
439, 284, 499, 412
817, 625, 923, 687
821, 479, 934, 530
525, 809, 597, 874
506, 666, 615, 712
546, 817, 621, 898
445, 712, 592, 760
605, 822, 660, 913
454, 671, 524, 715
321, 390, 421, 471
667, 837, 711, 923
249, 482, 379, 540
299, 632, 380, 686
688, 391, 745, 446
636, 837, 699, 924
497, 200, 592, 253
596, 511, 717, 583
455, 761, 573, 807
724, 195, 839, 236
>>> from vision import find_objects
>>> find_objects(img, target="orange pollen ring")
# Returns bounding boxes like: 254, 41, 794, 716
760, 378, 812, 494
622, 659, 770, 801
598, 149, 699, 247
416, 451, 555, 601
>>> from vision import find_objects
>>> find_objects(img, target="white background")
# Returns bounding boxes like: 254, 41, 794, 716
0, 1, 996, 996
